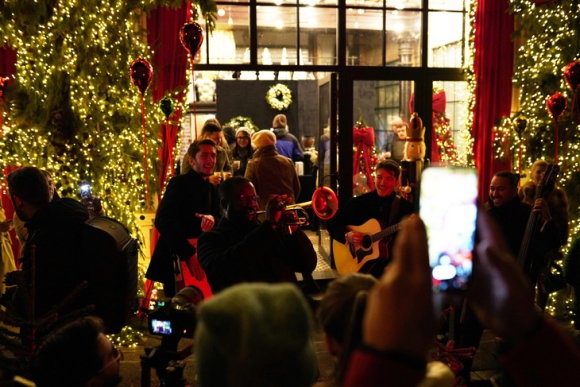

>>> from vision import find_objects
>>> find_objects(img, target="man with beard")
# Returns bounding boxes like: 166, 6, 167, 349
31, 316, 122, 387
196, 176, 317, 294
146, 139, 221, 297
327, 159, 414, 278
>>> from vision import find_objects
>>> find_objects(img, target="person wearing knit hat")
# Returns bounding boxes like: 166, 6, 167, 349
245, 129, 300, 211
194, 282, 318, 387
271, 114, 303, 161
251, 129, 276, 149
231, 127, 255, 177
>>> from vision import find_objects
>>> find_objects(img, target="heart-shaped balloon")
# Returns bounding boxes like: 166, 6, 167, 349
129, 58, 153, 95
160, 97, 174, 120
180, 19, 204, 59
564, 60, 580, 92
546, 92, 567, 120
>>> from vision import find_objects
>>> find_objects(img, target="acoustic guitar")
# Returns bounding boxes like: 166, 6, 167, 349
333, 218, 402, 275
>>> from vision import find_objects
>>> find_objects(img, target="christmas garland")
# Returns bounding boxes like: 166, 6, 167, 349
224, 116, 260, 132
266, 83, 292, 111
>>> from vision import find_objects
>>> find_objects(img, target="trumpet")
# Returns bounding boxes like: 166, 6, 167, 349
255, 186, 338, 226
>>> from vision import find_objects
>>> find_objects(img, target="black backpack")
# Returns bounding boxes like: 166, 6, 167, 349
82, 216, 139, 334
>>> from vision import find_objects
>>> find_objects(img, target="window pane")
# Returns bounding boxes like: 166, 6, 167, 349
300, 7, 337, 65
432, 81, 469, 164
429, 0, 466, 11
207, 5, 249, 64
301, 0, 337, 5
346, 9, 383, 66
428, 11, 463, 67
386, 0, 421, 9
257, 5, 297, 72
386, 10, 421, 66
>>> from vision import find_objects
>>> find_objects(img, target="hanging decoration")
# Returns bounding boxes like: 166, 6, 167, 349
352, 109, 378, 196
564, 60, 580, 123
129, 57, 153, 207
0, 75, 8, 136
514, 115, 527, 174
266, 83, 293, 111
180, 18, 205, 139
546, 92, 567, 163
160, 96, 174, 120
159, 96, 176, 181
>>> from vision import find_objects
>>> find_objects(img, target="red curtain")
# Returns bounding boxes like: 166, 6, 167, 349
472, 0, 514, 203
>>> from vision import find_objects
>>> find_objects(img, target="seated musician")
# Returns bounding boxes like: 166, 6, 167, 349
327, 159, 414, 278
197, 176, 317, 294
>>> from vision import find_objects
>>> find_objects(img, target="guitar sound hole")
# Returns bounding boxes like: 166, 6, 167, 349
361, 235, 372, 249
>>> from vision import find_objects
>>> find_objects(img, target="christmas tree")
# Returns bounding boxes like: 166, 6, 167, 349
0, 0, 216, 234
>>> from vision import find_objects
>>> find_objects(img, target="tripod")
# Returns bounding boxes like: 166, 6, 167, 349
140, 335, 193, 387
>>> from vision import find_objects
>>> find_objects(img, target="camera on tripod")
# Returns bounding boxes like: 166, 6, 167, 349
141, 286, 205, 387
148, 286, 203, 339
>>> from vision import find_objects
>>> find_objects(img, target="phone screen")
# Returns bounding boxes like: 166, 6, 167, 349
80, 184, 92, 200
419, 167, 478, 292
150, 318, 173, 335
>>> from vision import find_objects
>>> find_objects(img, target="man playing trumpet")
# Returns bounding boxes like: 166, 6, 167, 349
197, 176, 317, 294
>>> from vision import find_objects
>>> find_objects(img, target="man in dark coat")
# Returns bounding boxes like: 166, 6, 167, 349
197, 176, 317, 294
146, 139, 221, 297
327, 159, 414, 277
7, 167, 90, 319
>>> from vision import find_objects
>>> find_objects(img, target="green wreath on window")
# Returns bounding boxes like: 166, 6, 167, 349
266, 83, 293, 111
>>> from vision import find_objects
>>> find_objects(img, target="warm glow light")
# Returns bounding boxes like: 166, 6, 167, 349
354, 20, 359, 29
218, 8, 226, 17
276, 19, 283, 29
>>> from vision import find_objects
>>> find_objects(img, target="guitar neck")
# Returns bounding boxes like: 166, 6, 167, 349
372, 222, 402, 242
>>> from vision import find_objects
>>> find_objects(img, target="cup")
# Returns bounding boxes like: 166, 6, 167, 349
232, 160, 241, 170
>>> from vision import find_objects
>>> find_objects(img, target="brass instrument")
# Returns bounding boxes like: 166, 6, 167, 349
255, 186, 339, 226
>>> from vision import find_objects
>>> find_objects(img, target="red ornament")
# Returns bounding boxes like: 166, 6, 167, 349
564, 60, 580, 92
129, 58, 153, 95
0, 75, 8, 99
546, 92, 567, 120
179, 19, 204, 59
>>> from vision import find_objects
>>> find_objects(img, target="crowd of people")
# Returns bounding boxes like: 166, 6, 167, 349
1, 113, 580, 387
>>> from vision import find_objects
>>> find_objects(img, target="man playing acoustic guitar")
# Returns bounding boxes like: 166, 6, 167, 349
328, 159, 414, 277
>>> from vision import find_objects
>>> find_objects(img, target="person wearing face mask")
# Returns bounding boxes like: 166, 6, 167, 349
327, 159, 415, 278
196, 176, 317, 294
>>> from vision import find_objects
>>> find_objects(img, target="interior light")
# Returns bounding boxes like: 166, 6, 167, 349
354, 20, 359, 29
218, 8, 226, 17
357, 9, 364, 14
276, 20, 283, 29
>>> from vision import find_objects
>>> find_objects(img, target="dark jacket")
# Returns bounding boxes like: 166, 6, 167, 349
146, 170, 220, 285
271, 127, 303, 161
197, 217, 317, 293
19, 198, 89, 318
485, 195, 560, 282
245, 145, 301, 211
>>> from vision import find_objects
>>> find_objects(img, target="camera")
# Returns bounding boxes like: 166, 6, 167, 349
147, 286, 203, 339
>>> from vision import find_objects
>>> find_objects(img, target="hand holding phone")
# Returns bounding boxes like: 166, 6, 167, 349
419, 167, 478, 292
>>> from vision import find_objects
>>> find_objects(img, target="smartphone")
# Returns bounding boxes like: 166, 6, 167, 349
80, 184, 92, 201
419, 167, 478, 292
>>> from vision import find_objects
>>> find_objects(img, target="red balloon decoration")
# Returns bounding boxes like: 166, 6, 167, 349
179, 19, 204, 59
129, 58, 153, 95
564, 60, 580, 92
546, 92, 567, 120
0, 75, 8, 99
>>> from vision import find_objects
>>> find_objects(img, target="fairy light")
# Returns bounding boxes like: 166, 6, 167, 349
0, 1, 216, 243
507, 0, 580, 320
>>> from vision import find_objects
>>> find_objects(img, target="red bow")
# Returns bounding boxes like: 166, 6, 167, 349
352, 127, 376, 191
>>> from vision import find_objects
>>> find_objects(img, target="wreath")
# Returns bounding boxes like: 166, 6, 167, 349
266, 83, 292, 111
224, 116, 260, 133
